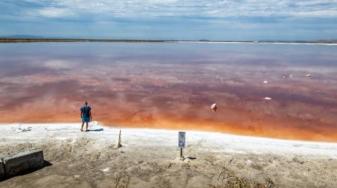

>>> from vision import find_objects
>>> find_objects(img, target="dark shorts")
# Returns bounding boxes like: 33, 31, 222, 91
82, 116, 90, 123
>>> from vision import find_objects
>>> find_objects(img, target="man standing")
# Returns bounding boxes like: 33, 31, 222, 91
80, 101, 92, 132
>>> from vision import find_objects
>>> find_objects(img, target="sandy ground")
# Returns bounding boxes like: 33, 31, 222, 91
1, 123, 337, 188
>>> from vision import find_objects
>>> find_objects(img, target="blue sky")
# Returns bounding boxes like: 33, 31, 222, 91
1, 0, 337, 40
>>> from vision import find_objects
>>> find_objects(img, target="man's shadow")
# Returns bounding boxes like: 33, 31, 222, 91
87, 128, 104, 132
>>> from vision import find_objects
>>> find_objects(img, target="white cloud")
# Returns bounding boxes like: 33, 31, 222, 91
38, 7, 75, 18
25, 0, 337, 19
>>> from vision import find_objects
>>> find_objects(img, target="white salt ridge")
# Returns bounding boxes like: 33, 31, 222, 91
1, 123, 337, 158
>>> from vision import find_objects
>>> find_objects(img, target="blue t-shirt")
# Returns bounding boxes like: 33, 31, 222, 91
80, 105, 91, 118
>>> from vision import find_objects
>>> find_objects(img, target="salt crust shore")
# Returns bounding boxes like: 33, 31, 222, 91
1, 123, 337, 188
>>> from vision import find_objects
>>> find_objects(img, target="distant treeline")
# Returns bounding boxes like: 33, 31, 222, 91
0, 38, 173, 43
0, 38, 336, 44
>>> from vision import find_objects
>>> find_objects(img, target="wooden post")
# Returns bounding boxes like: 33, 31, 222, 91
117, 129, 122, 148
180, 148, 183, 160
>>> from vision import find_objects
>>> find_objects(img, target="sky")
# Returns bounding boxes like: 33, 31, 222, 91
0, 0, 337, 40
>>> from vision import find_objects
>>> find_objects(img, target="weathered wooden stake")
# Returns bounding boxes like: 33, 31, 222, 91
117, 129, 122, 148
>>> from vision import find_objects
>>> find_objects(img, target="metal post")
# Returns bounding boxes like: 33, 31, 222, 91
178, 132, 186, 160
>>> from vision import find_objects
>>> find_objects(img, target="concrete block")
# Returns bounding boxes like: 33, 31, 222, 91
0, 159, 5, 180
3, 150, 44, 177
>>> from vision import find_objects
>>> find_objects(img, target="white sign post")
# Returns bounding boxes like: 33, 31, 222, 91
178, 132, 186, 160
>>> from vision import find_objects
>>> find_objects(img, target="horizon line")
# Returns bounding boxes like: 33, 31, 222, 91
1, 37, 337, 44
